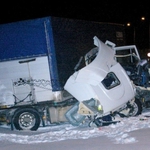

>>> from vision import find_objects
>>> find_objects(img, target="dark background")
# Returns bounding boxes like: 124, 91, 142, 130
0, 1, 149, 24
0, 1, 150, 50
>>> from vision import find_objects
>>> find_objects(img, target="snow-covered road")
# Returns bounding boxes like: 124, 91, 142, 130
0, 108, 150, 145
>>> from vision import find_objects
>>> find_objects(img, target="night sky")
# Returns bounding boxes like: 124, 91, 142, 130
1, 1, 150, 50
0, 1, 150, 25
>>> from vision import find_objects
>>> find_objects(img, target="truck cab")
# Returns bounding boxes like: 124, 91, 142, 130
64, 36, 140, 127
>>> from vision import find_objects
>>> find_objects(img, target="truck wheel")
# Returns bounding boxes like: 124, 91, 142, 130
128, 98, 142, 116
13, 108, 41, 131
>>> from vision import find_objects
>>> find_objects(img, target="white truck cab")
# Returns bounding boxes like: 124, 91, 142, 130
64, 36, 138, 126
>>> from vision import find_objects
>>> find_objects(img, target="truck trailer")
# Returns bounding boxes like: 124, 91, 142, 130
0, 16, 139, 131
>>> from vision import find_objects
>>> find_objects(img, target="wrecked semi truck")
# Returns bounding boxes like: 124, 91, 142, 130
0, 16, 140, 131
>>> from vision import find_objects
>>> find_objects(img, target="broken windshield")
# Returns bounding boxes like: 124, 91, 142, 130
115, 48, 139, 66
84, 47, 98, 65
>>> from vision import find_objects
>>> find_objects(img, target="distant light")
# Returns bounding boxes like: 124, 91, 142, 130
147, 52, 150, 57
141, 17, 145, 21
127, 23, 131, 26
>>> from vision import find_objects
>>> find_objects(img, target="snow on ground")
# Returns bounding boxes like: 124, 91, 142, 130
1, 109, 150, 145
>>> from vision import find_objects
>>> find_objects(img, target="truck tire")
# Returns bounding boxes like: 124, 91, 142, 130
129, 98, 142, 116
13, 108, 41, 131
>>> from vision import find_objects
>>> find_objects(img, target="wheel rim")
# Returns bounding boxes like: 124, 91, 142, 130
130, 102, 138, 116
18, 112, 36, 130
